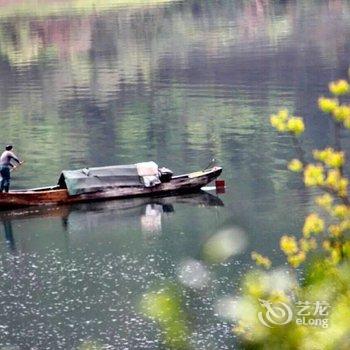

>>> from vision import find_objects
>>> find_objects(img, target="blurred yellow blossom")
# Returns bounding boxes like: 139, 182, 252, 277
243, 272, 266, 298
270, 109, 289, 132
288, 158, 303, 172
277, 109, 289, 121
140, 286, 190, 349
270, 110, 305, 136
303, 213, 324, 237
333, 205, 349, 219
304, 164, 325, 186
332, 105, 350, 122
270, 114, 287, 132
329, 224, 343, 237
287, 117, 305, 136
340, 219, 350, 233
323, 240, 331, 251
330, 248, 342, 264
325, 169, 341, 187
287, 252, 306, 267
343, 241, 350, 257
313, 148, 345, 168
299, 237, 317, 252
318, 97, 339, 113
325, 169, 348, 197
315, 193, 334, 209
280, 235, 298, 255
234, 76, 350, 349
327, 220, 350, 240
251, 252, 271, 269
329, 79, 350, 96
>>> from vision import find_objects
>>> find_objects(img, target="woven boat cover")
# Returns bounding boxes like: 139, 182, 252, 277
58, 162, 159, 195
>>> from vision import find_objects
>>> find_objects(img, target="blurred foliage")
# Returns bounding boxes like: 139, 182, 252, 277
140, 284, 191, 350
233, 75, 350, 349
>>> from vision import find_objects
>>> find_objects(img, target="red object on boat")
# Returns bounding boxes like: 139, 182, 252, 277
215, 179, 226, 194
215, 179, 225, 188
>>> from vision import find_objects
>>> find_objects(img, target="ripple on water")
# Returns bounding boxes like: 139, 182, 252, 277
0, 248, 241, 349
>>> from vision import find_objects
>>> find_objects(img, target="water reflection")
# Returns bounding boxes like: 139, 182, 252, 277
0, 191, 223, 251
0, 0, 349, 188
3, 220, 16, 253
0, 0, 349, 348
0, 192, 226, 349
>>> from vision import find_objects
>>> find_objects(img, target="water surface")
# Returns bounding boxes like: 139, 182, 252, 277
0, 0, 350, 348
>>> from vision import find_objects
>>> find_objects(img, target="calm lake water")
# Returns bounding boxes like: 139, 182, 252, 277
0, 0, 350, 349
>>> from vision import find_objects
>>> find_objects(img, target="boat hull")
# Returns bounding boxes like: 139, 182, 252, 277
0, 167, 222, 209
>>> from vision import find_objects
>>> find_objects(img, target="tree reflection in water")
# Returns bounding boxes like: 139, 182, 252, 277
3, 220, 16, 254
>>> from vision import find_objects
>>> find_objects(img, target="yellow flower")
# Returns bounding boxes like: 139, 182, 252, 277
302, 213, 324, 237
251, 252, 271, 269
339, 178, 349, 197
287, 252, 306, 268
329, 221, 350, 237
325, 169, 348, 197
299, 238, 317, 252
340, 219, 350, 232
276, 120, 287, 132
313, 150, 325, 162
332, 105, 350, 122
315, 193, 334, 209
280, 235, 298, 255
333, 205, 349, 219
326, 151, 345, 168
329, 79, 350, 96
287, 117, 305, 136
277, 109, 289, 121
288, 159, 303, 172
270, 110, 305, 135
330, 248, 341, 265
313, 148, 345, 168
325, 169, 339, 187
270, 114, 280, 127
342, 241, 350, 258
323, 240, 331, 251
329, 224, 343, 237
270, 110, 290, 133
303, 164, 325, 187
270, 114, 287, 132
318, 97, 339, 113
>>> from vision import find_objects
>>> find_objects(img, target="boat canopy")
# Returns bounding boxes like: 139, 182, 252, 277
58, 162, 161, 195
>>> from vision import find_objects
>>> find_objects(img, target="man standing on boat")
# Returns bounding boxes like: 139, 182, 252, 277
0, 145, 22, 193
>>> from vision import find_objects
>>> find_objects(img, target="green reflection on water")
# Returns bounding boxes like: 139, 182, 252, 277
0, 1, 347, 348
0, 0, 175, 18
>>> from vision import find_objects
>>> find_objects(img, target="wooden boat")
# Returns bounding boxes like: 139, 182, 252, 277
0, 191, 224, 219
0, 164, 222, 209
